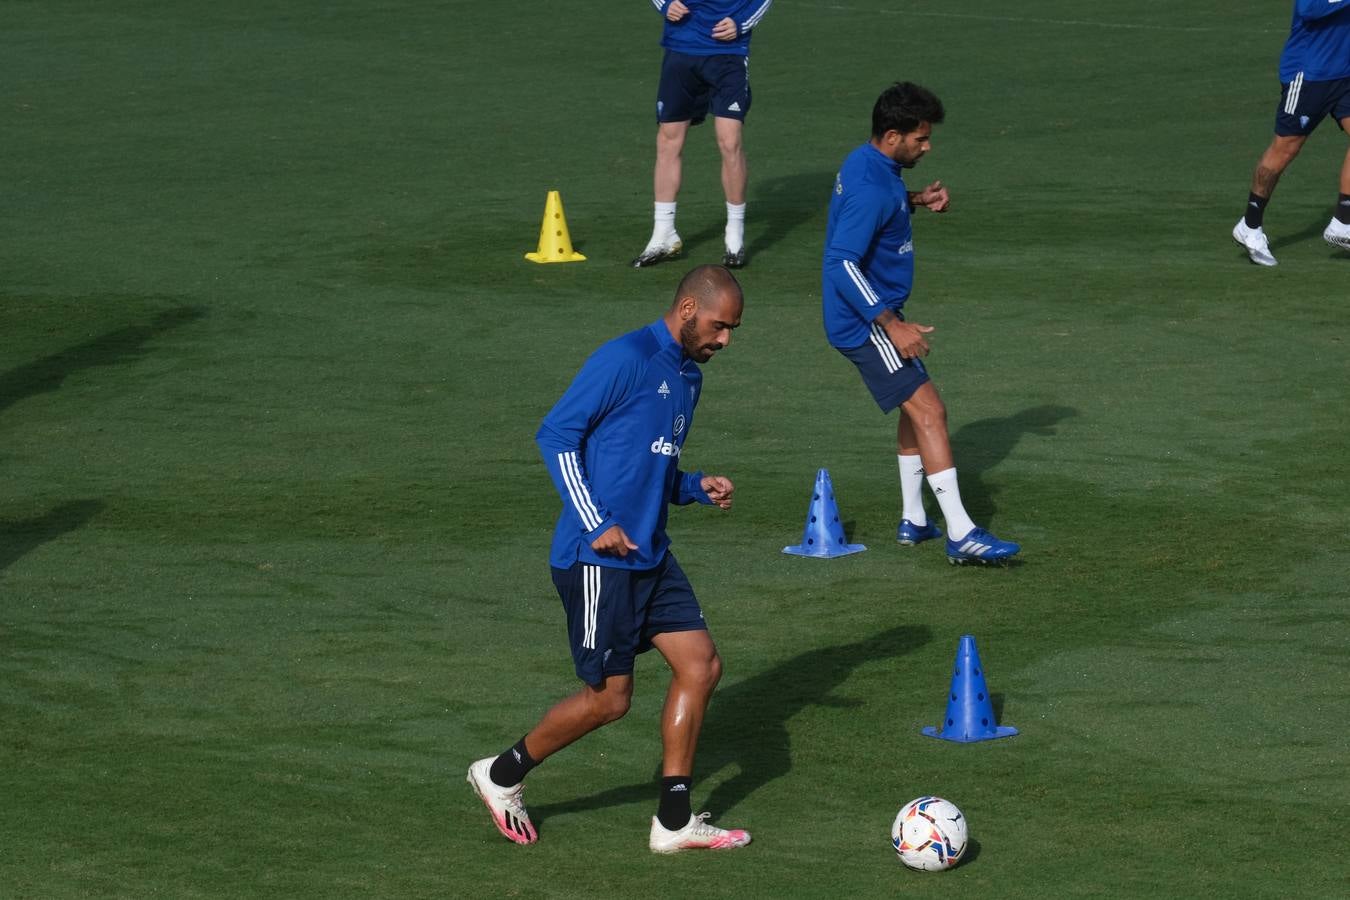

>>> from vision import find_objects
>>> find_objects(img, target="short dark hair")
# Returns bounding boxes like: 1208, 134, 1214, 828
871, 82, 945, 137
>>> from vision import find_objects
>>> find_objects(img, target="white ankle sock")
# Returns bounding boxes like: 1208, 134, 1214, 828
897, 454, 927, 526
651, 201, 677, 245
724, 202, 745, 253
925, 467, 976, 541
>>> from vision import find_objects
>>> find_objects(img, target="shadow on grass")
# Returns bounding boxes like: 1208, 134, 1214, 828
1268, 217, 1330, 251
532, 624, 931, 825
672, 169, 833, 263
0, 305, 205, 415
948, 404, 1078, 524
0, 500, 104, 573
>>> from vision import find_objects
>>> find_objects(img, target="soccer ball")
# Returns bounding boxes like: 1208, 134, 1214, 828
891, 796, 968, 871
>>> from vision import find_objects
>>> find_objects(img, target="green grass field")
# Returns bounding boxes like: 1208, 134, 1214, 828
4, 1, 1349, 896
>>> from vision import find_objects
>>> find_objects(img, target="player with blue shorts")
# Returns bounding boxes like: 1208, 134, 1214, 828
822, 82, 1020, 566
468, 265, 752, 854
1233, 0, 1350, 265
634, 0, 774, 270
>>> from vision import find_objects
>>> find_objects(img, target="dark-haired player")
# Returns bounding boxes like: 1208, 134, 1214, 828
821, 82, 1019, 565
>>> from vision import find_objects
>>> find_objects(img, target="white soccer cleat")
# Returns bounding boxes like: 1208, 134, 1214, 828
631, 235, 683, 268
649, 812, 752, 854
1232, 219, 1277, 266
467, 757, 537, 845
1323, 218, 1350, 251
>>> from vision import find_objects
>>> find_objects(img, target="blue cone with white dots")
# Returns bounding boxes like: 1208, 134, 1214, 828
782, 468, 865, 558
922, 634, 1018, 742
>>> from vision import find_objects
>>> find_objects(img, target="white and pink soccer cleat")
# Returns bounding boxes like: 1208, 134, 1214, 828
649, 812, 751, 854
467, 757, 537, 845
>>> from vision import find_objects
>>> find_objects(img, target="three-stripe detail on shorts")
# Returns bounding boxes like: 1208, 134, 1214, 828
582, 565, 600, 649
1285, 72, 1304, 115
869, 321, 904, 374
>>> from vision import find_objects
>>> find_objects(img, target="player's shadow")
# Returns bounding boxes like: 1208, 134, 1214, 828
947, 404, 1078, 525
0, 500, 104, 573
532, 624, 931, 824
0, 305, 204, 415
1268, 217, 1333, 251
676, 170, 834, 261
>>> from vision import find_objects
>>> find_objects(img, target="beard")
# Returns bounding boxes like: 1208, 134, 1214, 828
680, 317, 720, 362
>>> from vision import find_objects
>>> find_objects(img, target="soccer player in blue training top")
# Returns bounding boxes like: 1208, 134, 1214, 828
468, 265, 751, 854
821, 82, 1020, 566
1233, 0, 1350, 265
632, 0, 774, 270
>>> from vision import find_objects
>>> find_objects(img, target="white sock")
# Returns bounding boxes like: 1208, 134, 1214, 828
925, 467, 976, 541
724, 202, 745, 253
897, 454, 927, 526
651, 201, 678, 246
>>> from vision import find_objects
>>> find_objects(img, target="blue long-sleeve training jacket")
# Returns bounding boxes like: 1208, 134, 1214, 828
536, 319, 712, 571
1280, 0, 1350, 82
821, 143, 916, 350
651, 0, 773, 57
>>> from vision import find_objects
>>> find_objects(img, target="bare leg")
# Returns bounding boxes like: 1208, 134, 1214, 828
899, 382, 952, 474
1338, 118, 1350, 195
1250, 133, 1308, 201
713, 117, 747, 205
522, 675, 633, 762
650, 629, 722, 776
655, 121, 691, 204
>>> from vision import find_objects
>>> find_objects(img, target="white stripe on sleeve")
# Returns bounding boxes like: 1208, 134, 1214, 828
843, 260, 880, 306
741, 0, 773, 30
559, 451, 603, 531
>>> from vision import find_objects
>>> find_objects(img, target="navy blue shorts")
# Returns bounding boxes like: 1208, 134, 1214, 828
551, 552, 707, 685
1274, 75, 1350, 136
837, 319, 930, 412
656, 50, 751, 125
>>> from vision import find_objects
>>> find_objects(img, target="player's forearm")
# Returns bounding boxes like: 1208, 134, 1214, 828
537, 431, 615, 536
825, 255, 887, 319
670, 469, 712, 506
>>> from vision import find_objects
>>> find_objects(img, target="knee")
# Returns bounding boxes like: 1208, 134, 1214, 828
588, 683, 632, 725
656, 127, 685, 159
1268, 136, 1305, 167
691, 650, 723, 694
906, 397, 948, 434
716, 133, 743, 159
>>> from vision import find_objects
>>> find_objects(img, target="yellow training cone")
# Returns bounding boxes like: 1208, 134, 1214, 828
525, 190, 586, 263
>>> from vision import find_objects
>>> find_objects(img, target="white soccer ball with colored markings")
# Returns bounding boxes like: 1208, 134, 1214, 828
891, 796, 968, 871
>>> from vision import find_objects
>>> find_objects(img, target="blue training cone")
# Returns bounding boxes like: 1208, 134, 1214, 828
782, 468, 866, 558
922, 634, 1018, 743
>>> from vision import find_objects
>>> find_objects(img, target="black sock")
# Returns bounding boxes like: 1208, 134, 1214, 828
1336, 193, 1350, 225
656, 776, 692, 831
1244, 192, 1269, 229
489, 737, 537, 787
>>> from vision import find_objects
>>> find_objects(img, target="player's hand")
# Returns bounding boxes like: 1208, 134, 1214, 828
913, 180, 950, 213
667, 1, 690, 22
701, 475, 735, 509
884, 319, 935, 358
592, 524, 639, 557
711, 17, 739, 40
